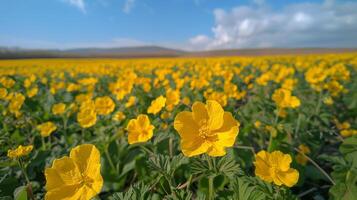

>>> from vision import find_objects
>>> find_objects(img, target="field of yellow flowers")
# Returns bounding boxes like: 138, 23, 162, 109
0, 54, 356, 200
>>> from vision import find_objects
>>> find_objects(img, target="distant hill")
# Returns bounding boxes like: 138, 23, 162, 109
0, 46, 357, 59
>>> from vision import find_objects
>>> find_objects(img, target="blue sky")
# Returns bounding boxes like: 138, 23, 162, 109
1, 0, 357, 50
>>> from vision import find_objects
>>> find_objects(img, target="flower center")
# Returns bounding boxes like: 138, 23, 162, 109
198, 119, 216, 141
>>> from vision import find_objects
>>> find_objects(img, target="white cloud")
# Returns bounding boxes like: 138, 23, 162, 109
123, 0, 136, 14
190, 0, 357, 49
62, 0, 86, 12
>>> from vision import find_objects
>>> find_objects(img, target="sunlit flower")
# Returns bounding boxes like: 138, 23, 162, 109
126, 114, 155, 144
94, 96, 115, 115
113, 111, 126, 122
45, 144, 103, 200
254, 150, 299, 187
174, 100, 239, 157
77, 107, 97, 128
125, 96, 136, 108
147, 95, 166, 114
272, 88, 300, 109
7, 145, 33, 159
52, 103, 66, 115
37, 122, 57, 137
296, 144, 311, 165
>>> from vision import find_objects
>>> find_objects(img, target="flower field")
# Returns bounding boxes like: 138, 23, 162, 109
0, 54, 356, 200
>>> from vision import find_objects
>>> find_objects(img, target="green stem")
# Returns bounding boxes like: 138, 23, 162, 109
315, 92, 323, 116
104, 148, 118, 176
18, 159, 34, 200
268, 108, 280, 152
169, 137, 173, 158
18, 159, 30, 184
41, 136, 46, 151
62, 116, 68, 145
208, 176, 214, 200
205, 155, 214, 200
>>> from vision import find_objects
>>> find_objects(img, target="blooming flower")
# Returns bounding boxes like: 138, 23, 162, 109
126, 114, 155, 144
296, 144, 311, 165
147, 95, 166, 114
52, 103, 66, 115
77, 107, 97, 128
125, 96, 136, 108
113, 111, 126, 121
94, 96, 115, 115
272, 88, 300, 109
37, 122, 57, 137
9, 93, 25, 114
166, 89, 180, 111
27, 87, 38, 98
254, 150, 299, 187
45, 144, 103, 200
174, 100, 240, 157
0, 88, 8, 100
7, 145, 33, 159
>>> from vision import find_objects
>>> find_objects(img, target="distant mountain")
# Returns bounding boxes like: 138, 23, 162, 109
0, 46, 186, 59
0, 46, 356, 59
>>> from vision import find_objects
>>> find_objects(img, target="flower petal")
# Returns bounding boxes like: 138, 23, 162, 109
45, 185, 83, 200
174, 111, 199, 141
206, 100, 224, 130
46, 156, 82, 188
207, 144, 226, 157
69, 144, 101, 175
214, 112, 239, 147
192, 102, 208, 124
276, 168, 299, 187
181, 138, 209, 157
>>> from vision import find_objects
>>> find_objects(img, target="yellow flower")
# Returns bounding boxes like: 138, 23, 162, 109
45, 144, 103, 200
9, 93, 25, 114
174, 100, 240, 157
265, 125, 277, 138
182, 97, 191, 106
113, 111, 126, 121
126, 114, 155, 144
254, 150, 299, 187
7, 145, 33, 159
272, 88, 300, 108
52, 103, 66, 115
166, 89, 180, 111
323, 96, 334, 105
125, 96, 136, 108
0, 88, 8, 100
27, 87, 38, 98
37, 122, 57, 137
94, 96, 115, 115
296, 144, 311, 165
147, 95, 166, 114
254, 121, 261, 129
77, 107, 97, 128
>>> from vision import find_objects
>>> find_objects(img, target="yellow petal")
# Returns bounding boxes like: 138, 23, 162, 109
47, 156, 82, 186
254, 151, 273, 183
192, 102, 208, 124
207, 144, 226, 157
69, 144, 101, 175
270, 151, 292, 172
137, 114, 150, 128
214, 112, 239, 147
45, 185, 83, 200
276, 168, 299, 187
181, 138, 209, 157
206, 100, 224, 130
174, 111, 199, 141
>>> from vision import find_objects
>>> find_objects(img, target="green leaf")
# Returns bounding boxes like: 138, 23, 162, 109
232, 178, 265, 200
13, 186, 27, 200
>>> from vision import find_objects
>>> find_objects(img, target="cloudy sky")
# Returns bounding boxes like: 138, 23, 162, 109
1, 0, 356, 50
